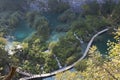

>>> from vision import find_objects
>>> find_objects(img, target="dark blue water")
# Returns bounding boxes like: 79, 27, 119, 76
12, 21, 34, 42
93, 32, 115, 54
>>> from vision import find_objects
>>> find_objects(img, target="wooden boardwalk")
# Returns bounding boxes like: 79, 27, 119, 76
18, 28, 109, 80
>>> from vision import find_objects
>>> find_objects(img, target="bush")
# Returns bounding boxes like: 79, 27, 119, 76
48, 0, 70, 13
58, 9, 76, 23
25, 12, 50, 40
66, 56, 76, 65
74, 59, 88, 72
9, 11, 22, 27
82, 0, 100, 15
55, 24, 70, 32
0, 0, 25, 11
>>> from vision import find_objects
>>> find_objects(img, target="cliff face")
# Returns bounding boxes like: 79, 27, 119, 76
0, 0, 26, 11
26, 0, 49, 11
26, 0, 118, 12
25, 0, 90, 12
67, 0, 107, 12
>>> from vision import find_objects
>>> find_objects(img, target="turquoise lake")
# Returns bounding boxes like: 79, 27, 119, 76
12, 21, 34, 42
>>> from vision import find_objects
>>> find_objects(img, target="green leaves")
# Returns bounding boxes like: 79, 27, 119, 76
58, 9, 76, 23
26, 12, 50, 40
75, 59, 88, 72
48, 0, 70, 13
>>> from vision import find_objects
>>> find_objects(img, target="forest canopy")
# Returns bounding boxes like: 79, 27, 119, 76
0, 0, 26, 11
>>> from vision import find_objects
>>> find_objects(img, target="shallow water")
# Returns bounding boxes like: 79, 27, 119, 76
47, 31, 66, 42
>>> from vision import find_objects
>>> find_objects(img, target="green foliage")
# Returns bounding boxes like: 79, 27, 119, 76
52, 34, 81, 66
0, 37, 7, 47
43, 54, 58, 73
55, 24, 70, 32
8, 11, 22, 28
12, 37, 59, 74
109, 2, 120, 25
55, 71, 81, 80
26, 12, 50, 40
85, 15, 110, 31
55, 30, 120, 80
48, 41, 57, 51
0, 0, 25, 11
81, 0, 120, 25
22, 60, 41, 74
0, 48, 11, 76
74, 59, 88, 72
2, 0, 120, 77
48, 0, 70, 13
70, 15, 110, 42
100, 0, 116, 17
58, 9, 76, 23
0, 11, 22, 37
82, 0, 100, 15
65, 54, 81, 65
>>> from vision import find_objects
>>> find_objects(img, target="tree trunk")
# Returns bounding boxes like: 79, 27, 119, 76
4, 66, 17, 80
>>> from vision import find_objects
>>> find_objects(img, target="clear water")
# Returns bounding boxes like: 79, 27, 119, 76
12, 21, 34, 42
93, 32, 115, 55
47, 31, 66, 42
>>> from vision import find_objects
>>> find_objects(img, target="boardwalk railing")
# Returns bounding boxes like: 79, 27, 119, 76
18, 28, 109, 80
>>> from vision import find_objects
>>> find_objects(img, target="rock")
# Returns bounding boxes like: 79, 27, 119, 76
16, 45, 22, 49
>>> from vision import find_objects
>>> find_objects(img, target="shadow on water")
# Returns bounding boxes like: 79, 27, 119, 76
93, 32, 115, 55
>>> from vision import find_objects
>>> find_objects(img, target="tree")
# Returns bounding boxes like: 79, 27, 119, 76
58, 9, 76, 23
9, 11, 22, 27
55, 32, 120, 80
0, 47, 11, 77
0, 37, 7, 48
55, 71, 81, 80
25, 12, 50, 40
3, 66, 16, 80
100, 0, 116, 17
48, 0, 70, 13
74, 59, 88, 72
0, 0, 26, 11
82, 0, 100, 16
